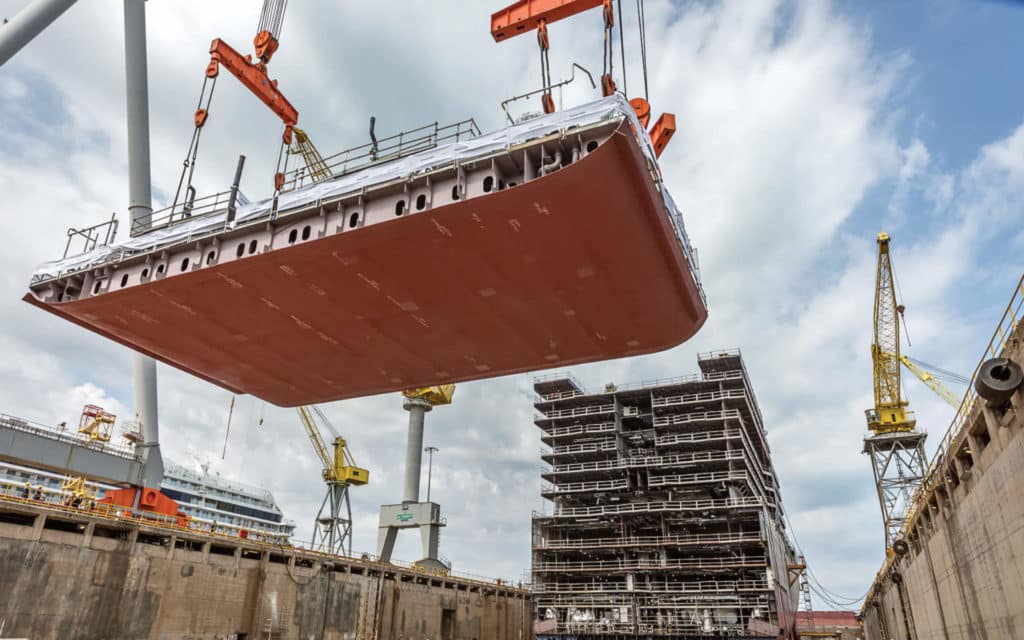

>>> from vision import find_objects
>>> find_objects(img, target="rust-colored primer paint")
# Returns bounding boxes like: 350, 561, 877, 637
25, 128, 706, 406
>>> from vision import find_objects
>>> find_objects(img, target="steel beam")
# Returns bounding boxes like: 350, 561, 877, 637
0, 0, 78, 66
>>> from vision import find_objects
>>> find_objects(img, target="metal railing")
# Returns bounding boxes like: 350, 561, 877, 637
535, 403, 616, 421
542, 422, 616, 439
535, 578, 768, 594
647, 469, 748, 488
898, 273, 1024, 540
546, 496, 763, 518
654, 428, 742, 447
0, 413, 138, 460
545, 449, 744, 475
651, 388, 746, 408
534, 370, 745, 403
279, 119, 482, 193
541, 439, 617, 458
541, 479, 629, 495
653, 409, 742, 428
130, 189, 235, 237
533, 530, 762, 550
533, 554, 767, 572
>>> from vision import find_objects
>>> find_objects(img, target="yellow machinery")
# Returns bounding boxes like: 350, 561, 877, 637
296, 405, 368, 555
401, 385, 456, 406
78, 404, 115, 442
864, 232, 928, 550
882, 352, 964, 409
288, 126, 332, 183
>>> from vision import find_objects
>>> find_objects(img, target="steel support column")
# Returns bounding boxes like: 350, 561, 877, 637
0, 0, 78, 66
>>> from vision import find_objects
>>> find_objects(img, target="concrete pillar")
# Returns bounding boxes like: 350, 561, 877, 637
31, 513, 45, 541
82, 522, 95, 548
402, 397, 432, 503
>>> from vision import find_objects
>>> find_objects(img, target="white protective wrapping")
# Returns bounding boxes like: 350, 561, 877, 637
32, 94, 699, 293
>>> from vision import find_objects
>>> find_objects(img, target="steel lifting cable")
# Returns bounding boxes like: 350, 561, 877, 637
636, 0, 650, 101
172, 74, 218, 215
258, 0, 288, 40
617, 0, 627, 96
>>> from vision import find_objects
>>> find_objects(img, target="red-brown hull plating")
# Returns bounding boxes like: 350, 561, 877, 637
25, 129, 706, 406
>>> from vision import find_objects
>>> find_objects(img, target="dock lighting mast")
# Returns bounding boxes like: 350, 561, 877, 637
376, 386, 454, 571
863, 233, 927, 550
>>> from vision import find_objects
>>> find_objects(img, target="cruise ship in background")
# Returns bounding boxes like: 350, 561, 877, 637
0, 410, 294, 542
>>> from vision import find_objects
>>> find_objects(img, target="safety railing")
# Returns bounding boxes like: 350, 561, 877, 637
533, 554, 767, 572
0, 413, 138, 460
647, 469, 748, 488
546, 496, 763, 518
541, 421, 616, 439
545, 449, 744, 475
653, 409, 742, 428
654, 428, 741, 447
533, 530, 762, 550
279, 118, 482, 193
899, 273, 1024, 539
541, 439, 617, 458
534, 370, 744, 403
535, 403, 616, 421
535, 578, 768, 593
130, 189, 235, 237
541, 479, 628, 495
651, 387, 747, 408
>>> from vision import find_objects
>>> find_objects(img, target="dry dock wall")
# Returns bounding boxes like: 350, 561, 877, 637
0, 502, 530, 639
862, 331, 1024, 639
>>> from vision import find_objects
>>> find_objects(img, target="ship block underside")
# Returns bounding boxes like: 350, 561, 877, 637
25, 125, 706, 406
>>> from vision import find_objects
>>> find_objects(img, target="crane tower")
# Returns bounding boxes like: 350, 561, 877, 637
863, 233, 927, 550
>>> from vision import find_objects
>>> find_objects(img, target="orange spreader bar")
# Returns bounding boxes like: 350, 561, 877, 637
491, 0, 604, 41
208, 38, 298, 127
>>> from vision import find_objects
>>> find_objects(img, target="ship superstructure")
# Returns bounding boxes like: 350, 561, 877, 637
531, 350, 799, 638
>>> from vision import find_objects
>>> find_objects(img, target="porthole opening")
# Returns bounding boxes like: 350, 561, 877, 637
236, 243, 245, 258
206, 251, 215, 265
586, 140, 598, 153
93, 280, 102, 294
416, 194, 426, 211
180, 257, 190, 272
141, 268, 149, 279
483, 176, 494, 193
395, 200, 406, 216
156, 264, 165, 275
451, 185, 460, 201
288, 229, 298, 244
301, 226, 311, 241
348, 212, 360, 228
248, 240, 257, 254
120, 274, 129, 288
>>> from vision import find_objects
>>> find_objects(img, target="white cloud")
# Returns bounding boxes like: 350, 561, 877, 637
1, 0, 1022, 609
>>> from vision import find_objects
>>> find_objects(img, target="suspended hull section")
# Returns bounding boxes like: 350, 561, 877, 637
25, 97, 706, 406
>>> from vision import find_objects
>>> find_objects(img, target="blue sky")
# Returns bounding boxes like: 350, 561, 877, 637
1, 0, 1022, 611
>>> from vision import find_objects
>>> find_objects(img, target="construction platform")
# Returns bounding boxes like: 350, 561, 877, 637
531, 351, 799, 638
0, 487, 530, 639
24, 96, 706, 406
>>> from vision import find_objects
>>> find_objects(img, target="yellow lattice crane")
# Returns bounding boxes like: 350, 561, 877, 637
863, 232, 928, 550
866, 233, 916, 434
296, 405, 368, 555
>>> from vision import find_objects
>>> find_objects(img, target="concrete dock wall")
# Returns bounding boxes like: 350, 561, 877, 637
0, 501, 530, 639
862, 333, 1024, 639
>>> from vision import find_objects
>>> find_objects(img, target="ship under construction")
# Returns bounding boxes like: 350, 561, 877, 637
531, 351, 800, 638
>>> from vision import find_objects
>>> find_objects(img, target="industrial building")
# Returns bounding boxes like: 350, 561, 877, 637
531, 350, 800, 637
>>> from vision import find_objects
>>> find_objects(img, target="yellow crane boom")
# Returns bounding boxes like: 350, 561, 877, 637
888, 353, 963, 409
295, 406, 368, 486
867, 233, 915, 434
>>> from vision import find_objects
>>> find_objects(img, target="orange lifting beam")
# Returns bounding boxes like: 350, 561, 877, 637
491, 0, 605, 42
206, 38, 298, 135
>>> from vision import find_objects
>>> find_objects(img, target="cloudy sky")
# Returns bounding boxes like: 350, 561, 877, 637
2, 0, 1023, 607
